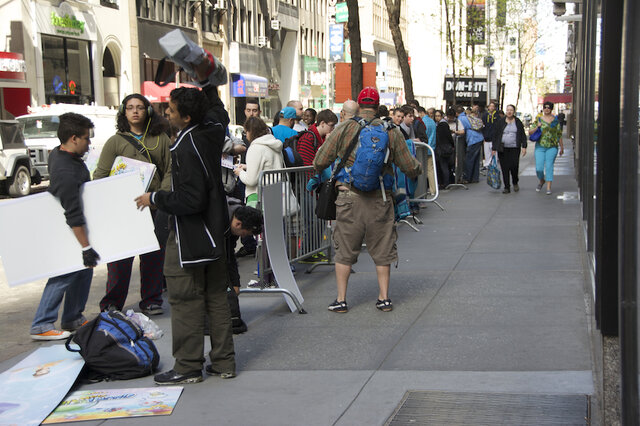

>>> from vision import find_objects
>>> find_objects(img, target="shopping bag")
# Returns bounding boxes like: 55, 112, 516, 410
486, 156, 501, 189
315, 178, 338, 220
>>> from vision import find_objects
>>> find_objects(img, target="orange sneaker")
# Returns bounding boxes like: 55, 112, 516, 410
30, 329, 71, 341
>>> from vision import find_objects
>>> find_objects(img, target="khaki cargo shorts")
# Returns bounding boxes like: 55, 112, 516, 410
332, 188, 398, 266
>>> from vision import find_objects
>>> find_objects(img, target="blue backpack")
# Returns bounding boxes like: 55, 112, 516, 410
336, 119, 395, 192
66, 310, 159, 381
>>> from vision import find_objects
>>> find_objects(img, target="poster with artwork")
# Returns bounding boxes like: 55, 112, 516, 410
43, 387, 184, 423
109, 156, 157, 192
0, 346, 84, 426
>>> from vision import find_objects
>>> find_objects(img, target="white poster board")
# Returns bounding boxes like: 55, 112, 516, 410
0, 173, 159, 286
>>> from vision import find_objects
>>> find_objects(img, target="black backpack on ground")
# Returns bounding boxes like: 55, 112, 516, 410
66, 310, 160, 381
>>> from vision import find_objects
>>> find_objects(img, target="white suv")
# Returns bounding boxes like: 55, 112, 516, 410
0, 120, 40, 197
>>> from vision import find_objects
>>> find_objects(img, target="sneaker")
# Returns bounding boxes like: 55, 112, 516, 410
502, 187, 510, 194
101, 304, 119, 312
141, 304, 164, 316
536, 183, 543, 192
235, 247, 256, 258
376, 299, 393, 312
62, 320, 89, 332
205, 365, 236, 379
31, 329, 71, 341
154, 369, 203, 385
328, 299, 348, 313
513, 184, 519, 192
546, 190, 552, 195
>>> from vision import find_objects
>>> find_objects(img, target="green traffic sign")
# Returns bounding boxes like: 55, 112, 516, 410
335, 2, 348, 23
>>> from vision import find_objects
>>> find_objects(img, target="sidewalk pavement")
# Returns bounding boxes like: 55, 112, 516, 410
0, 139, 595, 425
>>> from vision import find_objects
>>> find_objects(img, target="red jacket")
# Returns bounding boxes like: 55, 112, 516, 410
297, 124, 324, 167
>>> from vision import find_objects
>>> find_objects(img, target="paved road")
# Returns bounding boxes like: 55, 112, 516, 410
0, 141, 595, 425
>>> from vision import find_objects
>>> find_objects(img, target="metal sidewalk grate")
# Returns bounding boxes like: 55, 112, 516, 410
385, 391, 590, 425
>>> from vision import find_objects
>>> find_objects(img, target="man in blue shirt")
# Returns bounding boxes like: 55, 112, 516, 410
421, 110, 437, 193
458, 106, 484, 183
271, 107, 299, 143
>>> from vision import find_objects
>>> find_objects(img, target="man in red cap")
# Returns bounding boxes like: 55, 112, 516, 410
313, 87, 422, 313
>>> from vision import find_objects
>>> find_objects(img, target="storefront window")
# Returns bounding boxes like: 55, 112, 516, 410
42, 35, 93, 104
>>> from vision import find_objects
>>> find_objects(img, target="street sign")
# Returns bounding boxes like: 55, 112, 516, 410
335, 2, 348, 23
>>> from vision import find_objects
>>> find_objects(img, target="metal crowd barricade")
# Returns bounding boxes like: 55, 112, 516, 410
411, 141, 445, 212
238, 166, 334, 313
448, 135, 469, 190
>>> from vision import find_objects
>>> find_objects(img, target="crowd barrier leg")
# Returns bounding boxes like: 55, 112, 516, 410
410, 142, 445, 212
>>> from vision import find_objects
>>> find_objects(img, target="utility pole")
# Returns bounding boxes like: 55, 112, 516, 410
486, 0, 491, 105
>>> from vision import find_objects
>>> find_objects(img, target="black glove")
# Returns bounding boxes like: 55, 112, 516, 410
82, 247, 100, 267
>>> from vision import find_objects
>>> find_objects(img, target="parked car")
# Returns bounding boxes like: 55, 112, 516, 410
17, 104, 117, 180
0, 120, 40, 197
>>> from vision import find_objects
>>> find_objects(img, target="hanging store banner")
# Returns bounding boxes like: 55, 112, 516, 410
329, 24, 344, 62
466, 0, 485, 45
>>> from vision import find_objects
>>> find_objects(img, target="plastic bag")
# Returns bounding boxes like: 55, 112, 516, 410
486, 155, 502, 190
126, 309, 164, 340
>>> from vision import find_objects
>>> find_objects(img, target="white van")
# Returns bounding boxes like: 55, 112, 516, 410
16, 104, 117, 180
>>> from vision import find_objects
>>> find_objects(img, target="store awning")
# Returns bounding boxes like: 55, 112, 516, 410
544, 93, 573, 104
231, 73, 268, 98
141, 81, 197, 103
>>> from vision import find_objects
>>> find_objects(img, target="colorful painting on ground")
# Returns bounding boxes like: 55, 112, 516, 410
0, 345, 84, 425
43, 387, 184, 423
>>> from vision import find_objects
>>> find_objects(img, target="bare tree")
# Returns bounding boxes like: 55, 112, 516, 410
346, 0, 363, 100
384, 0, 414, 101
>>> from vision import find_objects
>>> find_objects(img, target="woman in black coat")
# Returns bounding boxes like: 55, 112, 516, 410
491, 104, 527, 193
434, 109, 455, 188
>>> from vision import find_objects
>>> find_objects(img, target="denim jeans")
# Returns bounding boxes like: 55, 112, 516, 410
464, 142, 482, 182
534, 144, 559, 182
30, 268, 93, 334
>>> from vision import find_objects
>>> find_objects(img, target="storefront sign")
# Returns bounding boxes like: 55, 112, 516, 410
443, 76, 487, 102
231, 73, 268, 98
0, 52, 26, 82
36, 2, 96, 41
50, 11, 85, 36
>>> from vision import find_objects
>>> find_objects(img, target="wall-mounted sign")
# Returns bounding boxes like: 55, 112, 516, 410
231, 73, 268, 98
50, 11, 85, 36
36, 2, 96, 41
303, 56, 319, 72
0, 52, 27, 82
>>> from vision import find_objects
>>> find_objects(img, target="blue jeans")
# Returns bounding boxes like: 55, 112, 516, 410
464, 142, 482, 182
534, 144, 559, 182
30, 268, 93, 334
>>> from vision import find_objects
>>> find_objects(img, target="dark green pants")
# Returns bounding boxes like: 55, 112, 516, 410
164, 231, 236, 374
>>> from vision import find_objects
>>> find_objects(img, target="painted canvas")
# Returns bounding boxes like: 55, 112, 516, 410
43, 387, 183, 423
0, 346, 84, 425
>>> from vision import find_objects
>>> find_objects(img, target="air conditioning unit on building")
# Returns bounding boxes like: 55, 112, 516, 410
257, 36, 267, 48
213, 0, 226, 10
271, 19, 281, 30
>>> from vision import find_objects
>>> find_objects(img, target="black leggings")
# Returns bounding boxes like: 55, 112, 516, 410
498, 147, 521, 188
